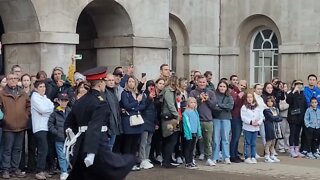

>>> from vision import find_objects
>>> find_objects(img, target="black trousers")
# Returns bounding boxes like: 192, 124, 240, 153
184, 136, 197, 164
289, 123, 302, 146
34, 131, 48, 172
150, 129, 162, 159
112, 134, 124, 154
122, 134, 140, 156
162, 132, 179, 165
305, 127, 320, 153
20, 129, 36, 172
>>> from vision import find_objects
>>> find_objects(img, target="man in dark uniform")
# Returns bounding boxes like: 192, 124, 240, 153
64, 66, 135, 180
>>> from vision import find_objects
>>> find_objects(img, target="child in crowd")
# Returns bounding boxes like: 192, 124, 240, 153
241, 90, 263, 164
48, 93, 71, 180
263, 96, 282, 163
183, 97, 202, 169
304, 97, 320, 159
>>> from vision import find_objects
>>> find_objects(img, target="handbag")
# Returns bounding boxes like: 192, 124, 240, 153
129, 114, 144, 126
273, 122, 283, 139
290, 108, 301, 116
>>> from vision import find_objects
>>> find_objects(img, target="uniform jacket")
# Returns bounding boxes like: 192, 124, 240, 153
0, 85, 30, 132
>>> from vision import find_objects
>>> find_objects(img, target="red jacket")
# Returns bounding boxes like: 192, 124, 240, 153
230, 87, 244, 119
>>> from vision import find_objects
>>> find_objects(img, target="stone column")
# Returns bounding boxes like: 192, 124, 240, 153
2, 32, 79, 75
94, 36, 171, 80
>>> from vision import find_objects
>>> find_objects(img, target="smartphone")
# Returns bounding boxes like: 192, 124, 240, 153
74, 54, 82, 60
61, 74, 66, 81
142, 73, 146, 78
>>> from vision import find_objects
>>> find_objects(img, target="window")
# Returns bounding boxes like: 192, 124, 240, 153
250, 29, 278, 85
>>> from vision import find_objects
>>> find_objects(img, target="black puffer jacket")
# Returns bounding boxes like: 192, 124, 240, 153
48, 107, 71, 141
286, 91, 307, 125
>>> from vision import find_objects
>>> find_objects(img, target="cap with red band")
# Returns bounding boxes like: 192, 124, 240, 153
83, 66, 108, 81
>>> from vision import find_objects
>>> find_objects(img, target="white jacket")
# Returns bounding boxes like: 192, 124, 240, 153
254, 93, 267, 111
31, 92, 54, 133
240, 105, 264, 132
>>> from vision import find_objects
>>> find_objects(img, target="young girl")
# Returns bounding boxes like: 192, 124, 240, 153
241, 90, 264, 164
183, 97, 202, 169
263, 96, 282, 163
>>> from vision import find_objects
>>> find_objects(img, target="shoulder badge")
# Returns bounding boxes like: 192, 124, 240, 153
97, 95, 104, 101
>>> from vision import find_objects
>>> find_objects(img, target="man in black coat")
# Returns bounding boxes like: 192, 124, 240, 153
65, 67, 135, 180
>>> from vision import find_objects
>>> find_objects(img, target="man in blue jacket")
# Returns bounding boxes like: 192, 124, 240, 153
304, 74, 320, 108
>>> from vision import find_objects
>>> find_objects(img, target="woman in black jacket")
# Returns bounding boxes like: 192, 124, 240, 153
286, 80, 307, 158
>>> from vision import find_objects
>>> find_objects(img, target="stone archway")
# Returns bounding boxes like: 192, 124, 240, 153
169, 13, 189, 78
237, 14, 281, 84
76, 0, 133, 72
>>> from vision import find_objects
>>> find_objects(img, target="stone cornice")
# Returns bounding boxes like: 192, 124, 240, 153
2, 32, 79, 44
279, 43, 320, 54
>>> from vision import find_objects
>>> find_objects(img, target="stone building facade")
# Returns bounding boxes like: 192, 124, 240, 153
0, 0, 319, 85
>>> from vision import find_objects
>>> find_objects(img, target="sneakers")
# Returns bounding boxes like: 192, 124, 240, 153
198, 154, 205, 160
313, 152, 320, 159
35, 172, 47, 180
224, 158, 231, 165
255, 154, 261, 159
279, 149, 286, 153
290, 146, 298, 158
206, 159, 216, 166
185, 163, 198, 169
295, 146, 306, 158
132, 165, 141, 171
251, 158, 257, 164
162, 163, 178, 169
176, 157, 183, 164
13, 169, 26, 178
156, 155, 163, 162
270, 155, 280, 162
265, 155, 275, 163
306, 152, 316, 160
230, 157, 241, 163
244, 158, 254, 164
2, 171, 10, 179
140, 159, 154, 169
60, 173, 69, 180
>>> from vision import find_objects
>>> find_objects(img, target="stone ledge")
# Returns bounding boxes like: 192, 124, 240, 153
2, 32, 79, 44
279, 43, 320, 54
94, 36, 172, 49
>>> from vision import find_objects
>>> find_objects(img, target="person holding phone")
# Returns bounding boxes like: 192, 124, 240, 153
286, 80, 308, 158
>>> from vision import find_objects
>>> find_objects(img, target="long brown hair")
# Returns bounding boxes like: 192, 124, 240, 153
243, 89, 258, 109
124, 75, 139, 94
216, 80, 230, 96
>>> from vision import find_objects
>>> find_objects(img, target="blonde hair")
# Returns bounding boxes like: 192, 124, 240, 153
187, 97, 197, 109
124, 75, 139, 94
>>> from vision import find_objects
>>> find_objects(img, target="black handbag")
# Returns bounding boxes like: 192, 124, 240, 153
290, 108, 301, 115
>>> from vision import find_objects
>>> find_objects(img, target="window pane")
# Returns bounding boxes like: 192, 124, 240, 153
263, 41, 272, 49
254, 67, 262, 84
254, 51, 263, 66
262, 29, 272, 39
274, 54, 278, 66
263, 51, 273, 66
254, 33, 263, 49
273, 69, 278, 78
271, 35, 278, 48
264, 67, 272, 82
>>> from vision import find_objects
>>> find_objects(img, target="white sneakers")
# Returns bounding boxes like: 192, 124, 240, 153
224, 158, 231, 165
244, 158, 257, 164
156, 155, 163, 162
198, 154, 205, 160
176, 157, 184, 164
60, 173, 69, 180
251, 158, 257, 164
140, 159, 154, 169
206, 159, 216, 166
265, 155, 280, 163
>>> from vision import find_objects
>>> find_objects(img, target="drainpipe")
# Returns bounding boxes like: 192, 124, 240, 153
218, 0, 222, 80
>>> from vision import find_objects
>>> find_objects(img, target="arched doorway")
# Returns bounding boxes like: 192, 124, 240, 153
76, 0, 133, 72
250, 29, 279, 85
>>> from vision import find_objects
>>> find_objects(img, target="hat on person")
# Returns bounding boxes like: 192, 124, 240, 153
83, 66, 108, 81
294, 80, 303, 86
74, 72, 86, 82
57, 93, 69, 101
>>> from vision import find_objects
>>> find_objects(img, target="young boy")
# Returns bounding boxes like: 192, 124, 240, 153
304, 97, 320, 159
48, 93, 71, 180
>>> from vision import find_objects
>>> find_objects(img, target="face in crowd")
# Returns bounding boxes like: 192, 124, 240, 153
230, 76, 239, 87
161, 65, 171, 78
127, 77, 137, 90
197, 77, 207, 90
21, 75, 31, 88
6, 73, 19, 88
106, 74, 115, 88
217, 81, 228, 94
265, 83, 273, 94
308, 75, 317, 87
12, 66, 22, 78
254, 84, 263, 96
239, 80, 247, 91
35, 82, 46, 96
156, 79, 165, 91
53, 70, 63, 82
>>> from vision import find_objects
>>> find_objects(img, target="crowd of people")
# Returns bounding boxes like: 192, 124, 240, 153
0, 42, 320, 179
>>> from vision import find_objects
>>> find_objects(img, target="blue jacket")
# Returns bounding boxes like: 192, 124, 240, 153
141, 94, 157, 133
182, 110, 202, 140
263, 108, 282, 141
304, 86, 320, 108
120, 90, 146, 134
304, 107, 320, 129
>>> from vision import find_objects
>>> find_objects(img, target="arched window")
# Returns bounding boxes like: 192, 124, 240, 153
250, 29, 278, 85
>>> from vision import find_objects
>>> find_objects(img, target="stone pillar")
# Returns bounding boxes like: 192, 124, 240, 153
2, 32, 79, 75
94, 36, 171, 80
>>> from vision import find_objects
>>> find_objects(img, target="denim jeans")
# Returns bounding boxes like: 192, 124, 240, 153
243, 130, 258, 159
34, 131, 48, 172
1, 131, 24, 171
139, 131, 153, 161
212, 119, 231, 160
259, 122, 266, 145
230, 118, 242, 158
0, 127, 3, 166
107, 134, 116, 151
55, 141, 68, 173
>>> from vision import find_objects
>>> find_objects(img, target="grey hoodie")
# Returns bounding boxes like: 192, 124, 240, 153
189, 88, 217, 121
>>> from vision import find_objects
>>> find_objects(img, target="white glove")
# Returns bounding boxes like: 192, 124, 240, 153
84, 153, 95, 167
